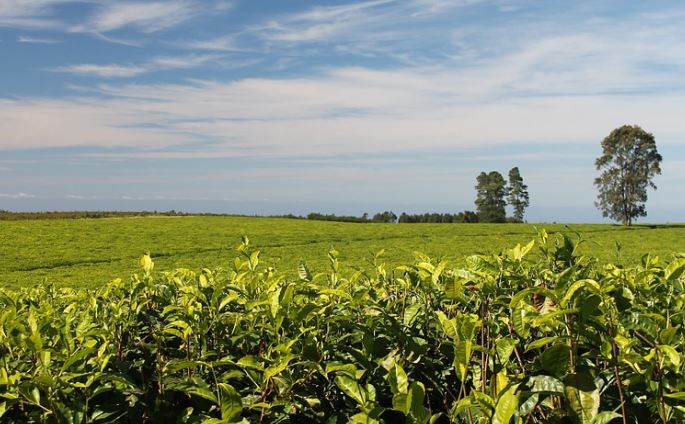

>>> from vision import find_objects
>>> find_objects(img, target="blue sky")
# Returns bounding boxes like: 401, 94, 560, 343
1, 0, 684, 222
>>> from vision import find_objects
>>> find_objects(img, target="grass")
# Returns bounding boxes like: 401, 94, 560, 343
1, 215, 684, 289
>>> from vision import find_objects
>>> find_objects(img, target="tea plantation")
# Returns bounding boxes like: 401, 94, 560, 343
2, 217, 685, 423
1, 216, 684, 289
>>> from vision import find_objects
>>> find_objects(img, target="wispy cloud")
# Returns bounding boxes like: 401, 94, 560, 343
150, 54, 219, 69
181, 35, 239, 52
17, 35, 61, 43
253, 0, 398, 43
73, 1, 198, 33
249, 0, 488, 49
51, 53, 220, 77
52, 63, 148, 77
65, 194, 98, 199
3, 3, 685, 160
0, 0, 71, 29
410, 0, 485, 17
0, 192, 36, 198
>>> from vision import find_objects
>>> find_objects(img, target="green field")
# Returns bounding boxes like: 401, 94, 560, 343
1, 216, 684, 288
3, 227, 685, 422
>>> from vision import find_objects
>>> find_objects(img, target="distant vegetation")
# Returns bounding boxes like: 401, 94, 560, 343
0, 210, 210, 220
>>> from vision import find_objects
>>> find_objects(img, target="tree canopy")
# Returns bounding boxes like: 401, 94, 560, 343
507, 167, 529, 222
475, 171, 507, 223
594, 125, 662, 226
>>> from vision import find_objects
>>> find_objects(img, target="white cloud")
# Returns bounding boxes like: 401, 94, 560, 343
2, 4, 684, 160
0, 192, 35, 198
52, 63, 148, 77
250, 0, 487, 47
51, 54, 220, 77
65, 194, 98, 199
1, 69, 684, 156
150, 54, 219, 69
410, 0, 486, 17
182, 35, 239, 52
74, 1, 198, 33
0, 0, 71, 29
17, 35, 61, 43
253, 0, 397, 43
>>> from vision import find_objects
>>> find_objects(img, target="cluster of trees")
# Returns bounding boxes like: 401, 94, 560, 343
305, 211, 481, 224
304, 213, 368, 223
398, 211, 479, 223
305, 211, 398, 223
472, 125, 663, 226
474, 167, 530, 223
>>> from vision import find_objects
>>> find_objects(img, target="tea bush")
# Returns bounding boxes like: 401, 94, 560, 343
1, 232, 685, 423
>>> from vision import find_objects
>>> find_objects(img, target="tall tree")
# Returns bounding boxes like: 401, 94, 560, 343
594, 125, 662, 226
507, 167, 529, 222
475, 171, 507, 223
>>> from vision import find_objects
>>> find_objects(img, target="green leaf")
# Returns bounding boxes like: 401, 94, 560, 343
560, 280, 601, 307
269, 287, 281, 319
492, 384, 519, 424
298, 262, 312, 281
511, 303, 529, 338
139, 254, 154, 273
263, 353, 296, 381
454, 340, 472, 382
509, 287, 555, 308
564, 372, 599, 424
435, 311, 457, 339
665, 258, 685, 281
444, 278, 463, 300
523, 375, 565, 395
470, 391, 495, 416
495, 338, 517, 364
658, 345, 681, 369
335, 375, 366, 405
249, 250, 260, 269
404, 303, 422, 327
666, 392, 685, 400
393, 393, 408, 413
325, 363, 358, 378
539, 344, 570, 377
407, 382, 429, 424
526, 336, 562, 351
167, 382, 218, 404
510, 240, 535, 261
236, 356, 263, 370
592, 411, 622, 424
349, 412, 380, 424
388, 364, 408, 395
218, 383, 242, 422
432, 260, 448, 285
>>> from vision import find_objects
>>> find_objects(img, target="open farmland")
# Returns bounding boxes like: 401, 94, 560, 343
2, 228, 685, 422
1, 216, 684, 289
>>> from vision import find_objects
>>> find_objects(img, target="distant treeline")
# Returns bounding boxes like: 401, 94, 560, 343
0, 210, 218, 220
398, 211, 480, 223
1, 209, 488, 223
302, 211, 481, 224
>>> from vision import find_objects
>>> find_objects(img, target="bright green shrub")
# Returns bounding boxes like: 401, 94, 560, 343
1, 233, 685, 423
